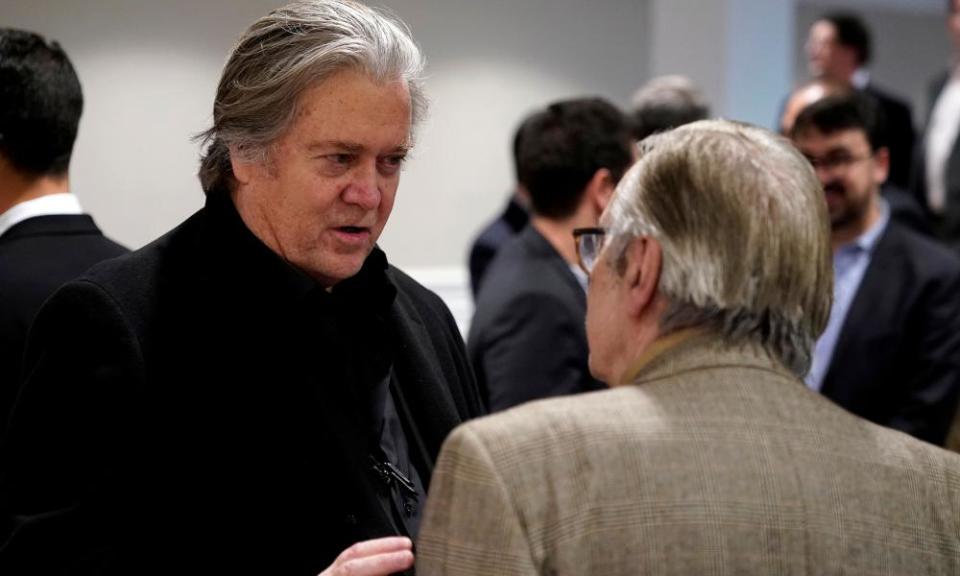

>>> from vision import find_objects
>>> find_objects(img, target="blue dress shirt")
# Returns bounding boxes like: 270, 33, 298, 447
806, 201, 890, 391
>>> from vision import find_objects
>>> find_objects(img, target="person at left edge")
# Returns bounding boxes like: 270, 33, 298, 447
0, 29, 127, 419
0, 2, 484, 575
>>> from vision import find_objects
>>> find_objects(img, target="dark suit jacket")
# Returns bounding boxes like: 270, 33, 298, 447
0, 214, 127, 415
0, 194, 484, 575
883, 182, 930, 235
467, 226, 603, 412
468, 197, 528, 298
913, 71, 960, 248
821, 221, 960, 445
865, 83, 915, 189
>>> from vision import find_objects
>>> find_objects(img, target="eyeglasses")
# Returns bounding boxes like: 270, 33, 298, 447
803, 151, 873, 173
573, 227, 606, 275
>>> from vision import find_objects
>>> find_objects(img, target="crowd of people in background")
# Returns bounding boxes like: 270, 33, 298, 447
2, 1, 960, 575
469, 6, 960, 452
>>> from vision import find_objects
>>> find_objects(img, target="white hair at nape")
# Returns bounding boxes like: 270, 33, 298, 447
196, 0, 427, 196
603, 119, 833, 377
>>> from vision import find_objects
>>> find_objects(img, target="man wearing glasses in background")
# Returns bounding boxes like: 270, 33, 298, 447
791, 93, 960, 447
417, 119, 960, 575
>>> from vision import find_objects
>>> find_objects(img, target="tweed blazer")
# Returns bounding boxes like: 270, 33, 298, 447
418, 335, 960, 575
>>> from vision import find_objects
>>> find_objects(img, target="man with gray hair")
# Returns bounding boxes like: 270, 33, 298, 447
418, 120, 960, 575
0, 2, 482, 575
629, 74, 709, 141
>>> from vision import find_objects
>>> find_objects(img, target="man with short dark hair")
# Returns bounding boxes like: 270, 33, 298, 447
791, 93, 960, 446
0, 29, 127, 416
0, 3, 483, 575
467, 97, 634, 412
805, 12, 915, 187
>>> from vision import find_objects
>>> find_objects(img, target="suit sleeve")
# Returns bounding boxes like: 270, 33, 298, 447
469, 242, 497, 298
0, 280, 144, 574
417, 424, 537, 576
890, 265, 960, 445
476, 292, 599, 412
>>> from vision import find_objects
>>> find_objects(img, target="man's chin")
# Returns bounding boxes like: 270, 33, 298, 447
300, 255, 370, 288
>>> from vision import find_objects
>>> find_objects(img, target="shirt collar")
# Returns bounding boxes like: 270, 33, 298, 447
619, 328, 707, 385
568, 262, 588, 292
0, 193, 83, 238
844, 197, 889, 255
205, 191, 397, 313
851, 67, 870, 90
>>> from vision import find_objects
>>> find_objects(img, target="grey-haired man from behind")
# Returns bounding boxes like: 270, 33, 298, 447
0, 2, 483, 575
418, 121, 960, 575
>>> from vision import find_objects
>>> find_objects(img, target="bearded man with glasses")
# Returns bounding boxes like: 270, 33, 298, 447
791, 92, 960, 447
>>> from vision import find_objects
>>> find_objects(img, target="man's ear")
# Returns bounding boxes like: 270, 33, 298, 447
872, 146, 890, 187
586, 168, 615, 213
623, 237, 662, 319
229, 145, 258, 186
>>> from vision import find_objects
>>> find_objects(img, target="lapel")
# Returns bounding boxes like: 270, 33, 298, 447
518, 225, 587, 310
386, 289, 463, 479
922, 71, 960, 201
632, 332, 792, 386
820, 224, 901, 396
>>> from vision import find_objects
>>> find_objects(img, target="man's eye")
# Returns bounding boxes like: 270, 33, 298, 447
379, 155, 407, 174
327, 154, 354, 165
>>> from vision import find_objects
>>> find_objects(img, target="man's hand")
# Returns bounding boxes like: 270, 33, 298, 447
319, 537, 414, 576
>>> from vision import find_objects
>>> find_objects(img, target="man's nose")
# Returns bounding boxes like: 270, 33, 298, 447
342, 162, 381, 210
813, 163, 834, 183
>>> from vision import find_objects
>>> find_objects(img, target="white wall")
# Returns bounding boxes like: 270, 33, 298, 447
377, 0, 649, 269
649, 0, 795, 132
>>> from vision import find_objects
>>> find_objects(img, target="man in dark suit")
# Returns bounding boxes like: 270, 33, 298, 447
792, 93, 960, 446
467, 98, 634, 412
805, 12, 915, 188
0, 29, 127, 415
0, 3, 483, 575
915, 0, 960, 250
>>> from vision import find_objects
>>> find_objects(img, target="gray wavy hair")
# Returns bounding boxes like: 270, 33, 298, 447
197, 0, 427, 195
603, 119, 833, 376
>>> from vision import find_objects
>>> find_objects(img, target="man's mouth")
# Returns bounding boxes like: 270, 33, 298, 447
337, 225, 369, 234
823, 183, 844, 197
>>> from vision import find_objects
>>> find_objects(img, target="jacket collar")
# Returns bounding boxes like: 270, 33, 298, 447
518, 224, 586, 299
630, 332, 793, 387
202, 192, 397, 313
0, 213, 100, 243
